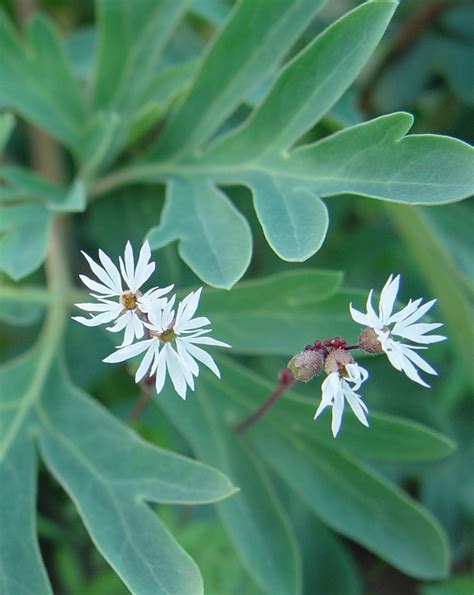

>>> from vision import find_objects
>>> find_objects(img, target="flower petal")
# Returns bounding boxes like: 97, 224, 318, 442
349, 304, 372, 327
315, 373, 338, 420
121, 315, 137, 347
183, 335, 231, 348
379, 274, 400, 322
134, 242, 155, 290
175, 288, 202, 329
400, 344, 438, 376
343, 385, 369, 427
392, 322, 446, 344
106, 312, 131, 333
165, 345, 188, 399
75, 301, 121, 313
365, 289, 382, 328
135, 342, 157, 383
393, 299, 437, 330
330, 386, 344, 438
98, 249, 123, 292
81, 251, 117, 292
103, 339, 155, 364
180, 341, 221, 378
133, 313, 145, 340
73, 309, 119, 326
119, 256, 132, 289
178, 317, 211, 332
176, 341, 200, 377
154, 348, 168, 394
79, 274, 117, 297
386, 298, 422, 325
123, 241, 136, 289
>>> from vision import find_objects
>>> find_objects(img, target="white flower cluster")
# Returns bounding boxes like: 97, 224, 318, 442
350, 274, 446, 388
73, 242, 230, 399
311, 274, 446, 437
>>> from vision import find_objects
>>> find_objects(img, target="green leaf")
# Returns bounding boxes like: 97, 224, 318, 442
0, 112, 15, 152
204, 359, 450, 580
0, 204, 53, 280
421, 203, 474, 294
0, 166, 86, 212
96, 1, 472, 285
92, 0, 190, 112
281, 112, 474, 204
62, 26, 96, 83
0, 12, 85, 149
0, 337, 236, 595
288, 507, 363, 595
199, 270, 359, 355
167, 515, 267, 595
125, 60, 197, 146
0, 438, 52, 594
435, 36, 474, 105
373, 36, 433, 111
205, 1, 396, 160
214, 356, 456, 462
78, 111, 122, 178
254, 428, 449, 580
151, 0, 327, 157
387, 204, 474, 389
0, 293, 44, 326
420, 576, 474, 595
157, 389, 302, 595
190, 0, 230, 27
244, 174, 329, 261
147, 177, 252, 289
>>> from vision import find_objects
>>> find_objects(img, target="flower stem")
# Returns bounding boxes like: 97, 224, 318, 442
235, 369, 295, 433
344, 344, 360, 351
128, 376, 155, 421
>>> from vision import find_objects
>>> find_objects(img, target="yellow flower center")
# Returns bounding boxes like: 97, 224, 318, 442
120, 291, 138, 310
159, 328, 177, 343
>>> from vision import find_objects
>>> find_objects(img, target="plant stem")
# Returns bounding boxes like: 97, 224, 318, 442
235, 374, 295, 433
128, 376, 155, 421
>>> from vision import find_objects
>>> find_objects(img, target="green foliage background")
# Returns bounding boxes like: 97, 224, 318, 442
0, 0, 473, 594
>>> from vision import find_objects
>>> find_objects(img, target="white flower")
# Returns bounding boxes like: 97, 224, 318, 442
72, 241, 172, 347
103, 288, 230, 399
350, 274, 446, 387
314, 363, 369, 437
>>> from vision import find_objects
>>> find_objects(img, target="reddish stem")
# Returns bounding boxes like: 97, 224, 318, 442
235, 370, 295, 433
128, 374, 154, 421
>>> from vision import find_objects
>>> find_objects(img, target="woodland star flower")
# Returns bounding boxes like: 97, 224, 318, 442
103, 288, 230, 399
72, 241, 172, 346
350, 274, 446, 387
314, 359, 369, 438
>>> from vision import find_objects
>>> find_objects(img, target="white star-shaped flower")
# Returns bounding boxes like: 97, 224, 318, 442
72, 241, 172, 346
350, 274, 446, 387
103, 288, 230, 399
314, 362, 369, 437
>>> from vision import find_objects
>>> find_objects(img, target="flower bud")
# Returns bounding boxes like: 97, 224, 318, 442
324, 348, 354, 375
359, 327, 384, 354
288, 350, 324, 382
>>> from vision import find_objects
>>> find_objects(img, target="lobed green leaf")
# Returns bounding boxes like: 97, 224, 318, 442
205, 1, 397, 160
0, 204, 53, 280
150, 0, 327, 158
0, 12, 85, 149
204, 358, 452, 579
157, 387, 302, 595
0, 342, 236, 595
147, 177, 252, 289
